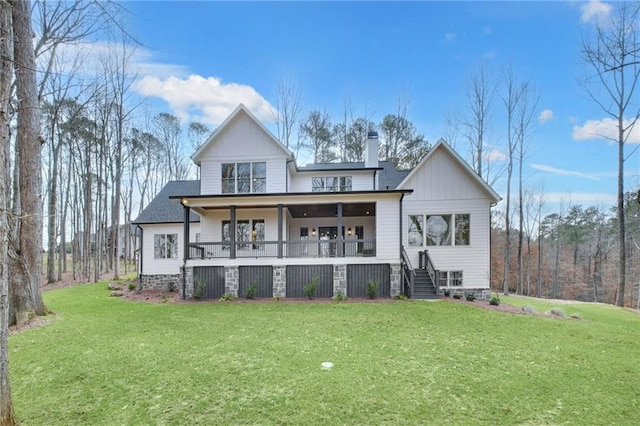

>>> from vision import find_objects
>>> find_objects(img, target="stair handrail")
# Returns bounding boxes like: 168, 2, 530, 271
401, 246, 415, 298
424, 250, 440, 295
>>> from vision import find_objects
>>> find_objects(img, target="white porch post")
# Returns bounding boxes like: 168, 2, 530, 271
337, 202, 343, 257
277, 204, 283, 258
230, 205, 236, 259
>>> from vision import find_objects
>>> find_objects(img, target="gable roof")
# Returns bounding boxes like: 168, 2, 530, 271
397, 139, 501, 203
133, 180, 200, 224
378, 161, 411, 190
191, 104, 293, 165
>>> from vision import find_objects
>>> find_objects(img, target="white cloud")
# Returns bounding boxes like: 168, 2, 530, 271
134, 75, 276, 126
538, 109, 554, 124
572, 117, 640, 143
531, 163, 600, 181
444, 33, 457, 42
580, 0, 612, 24
485, 150, 506, 162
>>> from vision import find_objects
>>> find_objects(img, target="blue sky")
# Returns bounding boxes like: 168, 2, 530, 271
119, 0, 640, 209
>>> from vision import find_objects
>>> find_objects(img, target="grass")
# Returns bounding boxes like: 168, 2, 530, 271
9, 284, 640, 425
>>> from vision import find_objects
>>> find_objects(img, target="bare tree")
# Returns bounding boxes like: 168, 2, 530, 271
0, 0, 16, 422
499, 66, 526, 295
272, 77, 303, 154
464, 64, 494, 181
10, 0, 48, 325
580, 1, 640, 306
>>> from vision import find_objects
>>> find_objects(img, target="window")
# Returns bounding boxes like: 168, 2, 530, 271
312, 175, 353, 192
455, 214, 470, 246
195, 233, 201, 242
408, 215, 423, 247
439, 271, 463, 287
154, 234, 178, 259
425, 215, 451, 246
408, 213, 470, 246
222, 219, 264, 249
300, 227, 309, 240
221, 162, 266, 194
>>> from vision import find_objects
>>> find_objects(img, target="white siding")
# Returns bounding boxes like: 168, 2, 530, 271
403, 199, 491, 289
401, 146, 488, 201
289, 171, 374, 192
198, 112, 289, 194
141, 223, 200, 275
376, 198, 401, 261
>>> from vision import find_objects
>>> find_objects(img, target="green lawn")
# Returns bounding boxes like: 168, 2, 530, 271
9, 284, 640, 425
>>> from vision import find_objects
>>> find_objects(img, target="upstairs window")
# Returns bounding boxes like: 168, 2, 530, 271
312, 176, 352, 192
222, 162, 266, 194
408, 214, 470, 246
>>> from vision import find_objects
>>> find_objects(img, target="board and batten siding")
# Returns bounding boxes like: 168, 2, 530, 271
375, 197, 401, 262
141, 223, 200, 275
289, 171, 374, 192
197, 111, 289, 194
399, 145, 495, 289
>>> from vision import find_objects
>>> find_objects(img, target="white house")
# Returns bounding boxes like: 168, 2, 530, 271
133, 104, 500, 299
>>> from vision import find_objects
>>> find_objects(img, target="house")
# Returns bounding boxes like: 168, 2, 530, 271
133, 104, 500, 299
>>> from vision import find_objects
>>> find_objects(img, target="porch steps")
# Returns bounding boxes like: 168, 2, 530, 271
412, 269, 440, 300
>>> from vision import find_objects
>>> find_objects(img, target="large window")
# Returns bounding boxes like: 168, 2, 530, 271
408, 214, 470, 246
222, 219, 265, 249
154, 234, 178, 259
312, 176, 352, 192
221, 162, 266, 194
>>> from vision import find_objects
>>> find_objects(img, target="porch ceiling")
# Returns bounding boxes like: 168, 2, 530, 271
288, 202, 375, 218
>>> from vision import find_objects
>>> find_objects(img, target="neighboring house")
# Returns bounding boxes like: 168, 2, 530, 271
133, 104, 500, 299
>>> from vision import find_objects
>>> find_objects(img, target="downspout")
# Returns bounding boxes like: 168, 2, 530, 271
182, 202, 191, 300
399, 193, 405, 259
373, 170, 377, 190
137, 225, 143, 288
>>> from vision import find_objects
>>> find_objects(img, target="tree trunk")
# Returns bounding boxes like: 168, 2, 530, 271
616, 133, 626, 306
9, 0, 48, 326
0, 0, 17, 421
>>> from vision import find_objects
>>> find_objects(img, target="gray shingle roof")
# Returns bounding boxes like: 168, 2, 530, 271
298, 161, 370, 171
133, 180, 200, 224
378, 161, 411, 190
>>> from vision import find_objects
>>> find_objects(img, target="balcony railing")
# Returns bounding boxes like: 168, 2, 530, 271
188, 239, 376, 260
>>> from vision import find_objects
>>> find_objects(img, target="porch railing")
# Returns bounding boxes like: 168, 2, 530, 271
188, 239, 376, 260
401, 246, 415, 298
423, 250, 440, 295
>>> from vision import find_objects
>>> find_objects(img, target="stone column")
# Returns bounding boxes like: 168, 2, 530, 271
333, 264, 347, 296
273, 265, 286, 298
225, 266, 239, 296
390, 263, 401, 297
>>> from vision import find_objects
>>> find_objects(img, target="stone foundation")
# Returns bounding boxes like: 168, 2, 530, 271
140, 274, 181, 292
273, 266, 286, 298
333, 264, 347, 296
443, 288, 492, 300
390, 263, 401, 297
182, 267, 193, 299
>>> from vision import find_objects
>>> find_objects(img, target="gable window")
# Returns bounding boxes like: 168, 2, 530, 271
408, 214, 470, 246
312, 176, 352, 192
154, 234, 178, 259
221, 162, 266, 194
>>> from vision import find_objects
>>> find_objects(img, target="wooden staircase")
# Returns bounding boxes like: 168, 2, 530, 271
412, 268, 440, 300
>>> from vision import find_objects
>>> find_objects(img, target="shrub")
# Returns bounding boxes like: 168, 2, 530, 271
547, 307, 567, 318
303, 276, 318, 300
128, 283, 136, 291
272, 296, 281, 302
219, 293, 236, 302
366, 280, 378, 299
453, 294, 462, 299
332, 291, 347, 302
244, 283, 257, 299
522, 305, 538, 314
193, 277, 207, 300
394, 294, 408, 300
443, 289, 450, 297
466, 293, 476, 302
489, 294, 500, 306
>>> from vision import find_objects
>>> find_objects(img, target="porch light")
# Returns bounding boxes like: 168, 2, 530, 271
181, 198, 189, 205
312, 228, 316, 236
347, 227, 352, 235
